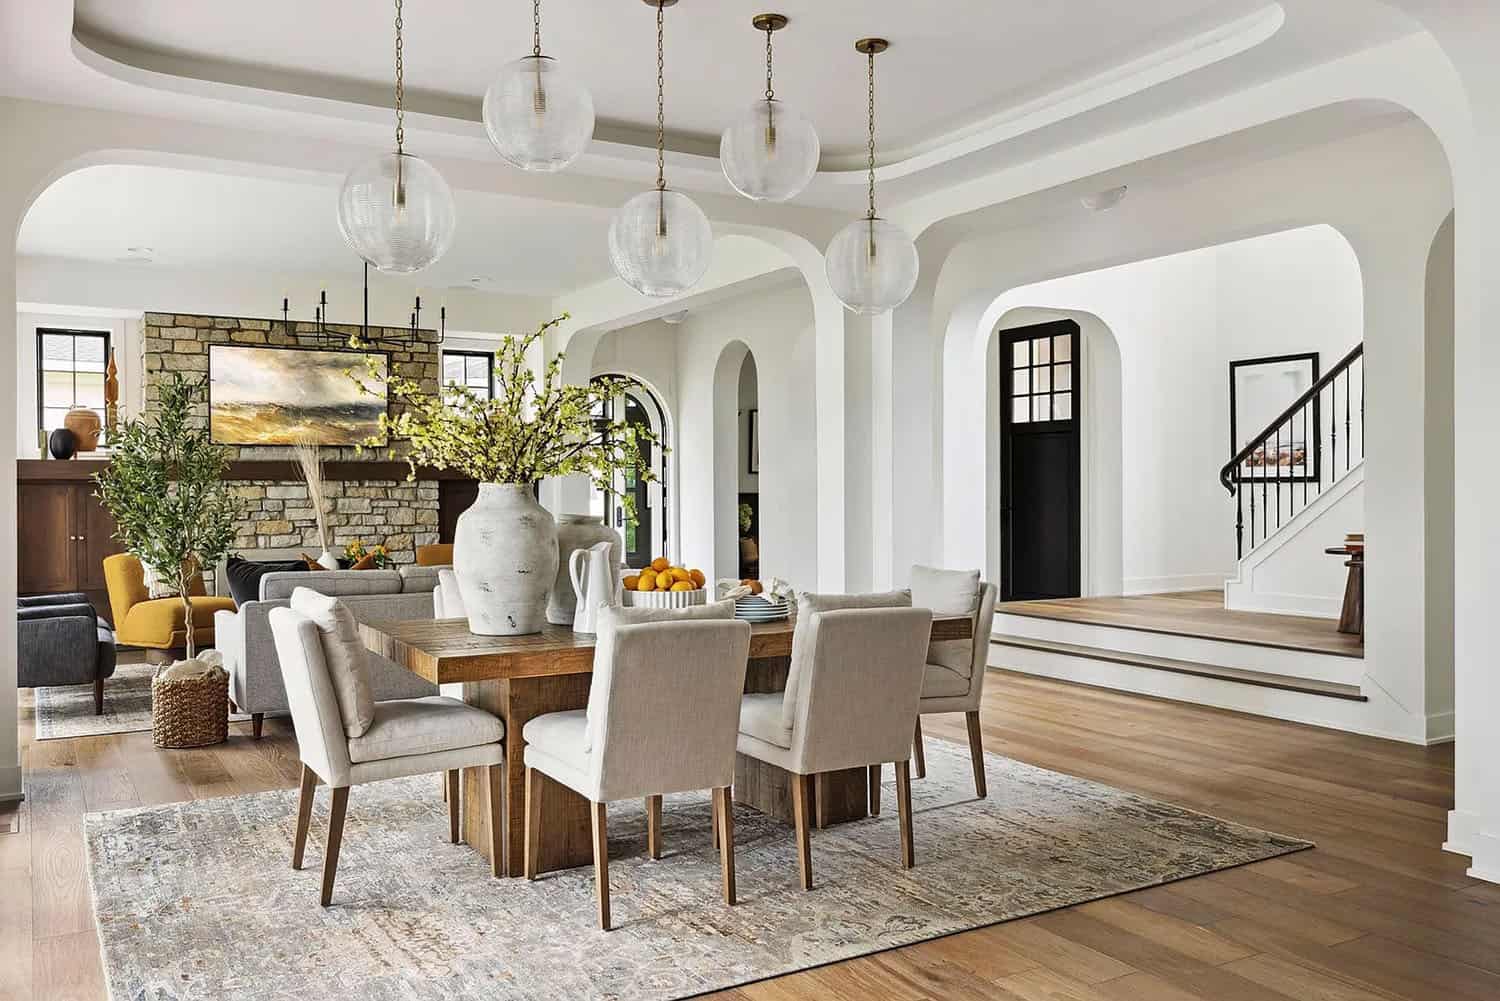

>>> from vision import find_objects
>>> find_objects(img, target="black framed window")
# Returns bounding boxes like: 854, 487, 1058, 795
1008, 327, 1074, 424
441, 350, 494, 403
38, 328, 110, 444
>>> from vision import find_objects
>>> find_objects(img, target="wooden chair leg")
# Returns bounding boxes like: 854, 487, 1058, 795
524, 767, 542, 880
291, 764, 317, 870
895, 760, 915, 870
791, 772, 813, 891
93, 677, 104, 715
868, 763, 882, 816
714, 786, 736, 905
251, 713, 265, 740
966, 710, 988, 799
712, 793, 721, 849
320, 786, 349, 906
646, 794, 663, 860
592, 801, 611, 931
441, 772, 448, 802
912, 717, 927, 779
446, 770, 461, 844
485, 764, 504, 878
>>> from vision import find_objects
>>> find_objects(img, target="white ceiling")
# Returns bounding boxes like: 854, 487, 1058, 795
74, 0, 1279, 160
16, 164, 614, 296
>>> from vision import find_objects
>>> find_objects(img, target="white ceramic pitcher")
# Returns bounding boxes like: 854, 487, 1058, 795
569, 541, 619, 635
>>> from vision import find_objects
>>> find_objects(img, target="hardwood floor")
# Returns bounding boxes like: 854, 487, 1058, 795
999, 588, 1366, 658
9, 670, 1480, 1001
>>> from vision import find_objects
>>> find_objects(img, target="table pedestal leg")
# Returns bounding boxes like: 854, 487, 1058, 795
461, 674, 594, 877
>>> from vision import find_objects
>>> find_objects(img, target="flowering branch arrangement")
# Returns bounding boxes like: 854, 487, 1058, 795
352, 314, 661, 519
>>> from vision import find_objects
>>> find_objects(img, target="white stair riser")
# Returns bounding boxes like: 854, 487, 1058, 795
993, 612, 1363, 687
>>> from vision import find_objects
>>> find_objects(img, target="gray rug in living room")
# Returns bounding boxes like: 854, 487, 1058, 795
85, 740, 1310, 1000
33, 662, 251, 741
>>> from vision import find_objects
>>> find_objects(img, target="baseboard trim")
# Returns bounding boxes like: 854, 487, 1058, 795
1122, 573, 1228, 595
1425, 711, 1455, 745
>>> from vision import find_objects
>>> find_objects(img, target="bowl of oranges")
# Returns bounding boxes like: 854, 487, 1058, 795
622, 558, 709, 608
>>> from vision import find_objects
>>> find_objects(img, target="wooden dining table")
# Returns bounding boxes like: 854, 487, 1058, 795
360, 612, 974, 877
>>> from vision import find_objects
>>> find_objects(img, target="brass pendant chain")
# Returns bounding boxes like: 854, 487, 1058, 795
866, 47, 877, 221
533, 0, 543, 57
764, 24, 775, 101
655, 1, 666, 192
393, 0, 405, 155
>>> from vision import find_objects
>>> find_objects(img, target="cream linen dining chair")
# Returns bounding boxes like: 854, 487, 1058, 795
902, 566, 999, 801
736, 594, 933, 890
269, 589, 505, 906
522, 604, 752, 930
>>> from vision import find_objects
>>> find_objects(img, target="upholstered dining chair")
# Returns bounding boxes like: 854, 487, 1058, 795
903, 567, 999, 801
268, 588, 505, 906
736, 594, 933, 890
522, 604, 751, 930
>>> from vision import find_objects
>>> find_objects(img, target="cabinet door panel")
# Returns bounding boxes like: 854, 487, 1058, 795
18, 483, 77, 594
77, 488, 124, 592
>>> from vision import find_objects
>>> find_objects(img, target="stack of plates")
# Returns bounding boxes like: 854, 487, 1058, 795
734, 595, 790, 623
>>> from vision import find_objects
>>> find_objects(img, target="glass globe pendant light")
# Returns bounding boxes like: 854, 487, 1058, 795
337, 0, 457, 274
483, 0, 595, 171
720, 14, 820, 202
609, 0, 712, 297
825, 39, 919, 315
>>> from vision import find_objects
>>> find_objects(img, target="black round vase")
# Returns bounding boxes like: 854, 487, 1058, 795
48, 427, 78, 460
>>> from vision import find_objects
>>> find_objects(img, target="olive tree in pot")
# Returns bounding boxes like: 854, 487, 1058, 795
95, 373, 241, 661
354, 314, 659, 635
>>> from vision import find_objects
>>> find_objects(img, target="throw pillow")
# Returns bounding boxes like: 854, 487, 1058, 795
225, 556, 309, 607
350, 553, 378, 571
289, 587, 375, 738
909, 565, 981, 675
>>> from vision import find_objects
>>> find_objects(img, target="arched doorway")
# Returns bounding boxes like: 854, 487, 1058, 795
736, 353, 760, 580
590, 376, 671, 570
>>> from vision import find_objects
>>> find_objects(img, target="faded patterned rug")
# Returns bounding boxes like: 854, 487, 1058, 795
85, 740, 1309, 1000
32, 662, 251, 741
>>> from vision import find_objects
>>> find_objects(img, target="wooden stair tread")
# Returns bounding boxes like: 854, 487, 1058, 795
989, 634, 1368, 701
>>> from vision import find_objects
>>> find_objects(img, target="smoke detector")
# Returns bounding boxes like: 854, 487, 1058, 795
1081, 185, 1128, 212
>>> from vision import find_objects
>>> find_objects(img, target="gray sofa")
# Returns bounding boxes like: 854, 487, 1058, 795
19, 593, 118, 714
214, 564, 442, 738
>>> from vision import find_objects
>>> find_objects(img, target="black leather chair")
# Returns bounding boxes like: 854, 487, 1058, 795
19, 593, 118, 714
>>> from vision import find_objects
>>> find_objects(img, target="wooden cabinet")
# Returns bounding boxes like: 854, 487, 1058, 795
17, 461, 124, 618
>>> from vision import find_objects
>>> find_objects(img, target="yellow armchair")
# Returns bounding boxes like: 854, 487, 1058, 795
103, 554, 235, 651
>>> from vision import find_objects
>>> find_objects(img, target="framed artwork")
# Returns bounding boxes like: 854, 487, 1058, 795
208, 344, 388, 446
1229, 352, 1320, 482
748, 408, 760, 474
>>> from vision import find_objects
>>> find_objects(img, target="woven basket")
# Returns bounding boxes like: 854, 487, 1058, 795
151, 665, 230, 749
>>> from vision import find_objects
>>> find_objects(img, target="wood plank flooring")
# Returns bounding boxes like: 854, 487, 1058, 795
998, 588, 1367, 658
9, 669, 1475, 1001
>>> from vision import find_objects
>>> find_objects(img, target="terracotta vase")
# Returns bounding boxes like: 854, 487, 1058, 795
453, 483, 559, 635
63, 409, 102, 451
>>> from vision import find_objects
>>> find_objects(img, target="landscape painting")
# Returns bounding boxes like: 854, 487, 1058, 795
208, 345, 387, 445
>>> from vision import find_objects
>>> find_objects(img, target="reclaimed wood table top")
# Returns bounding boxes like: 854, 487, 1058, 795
361, 614, 975, 685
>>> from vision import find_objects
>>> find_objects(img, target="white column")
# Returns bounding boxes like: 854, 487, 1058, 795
0, 224, 21, 801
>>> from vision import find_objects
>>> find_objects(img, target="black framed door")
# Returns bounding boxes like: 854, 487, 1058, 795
1000, 320, 1081, 602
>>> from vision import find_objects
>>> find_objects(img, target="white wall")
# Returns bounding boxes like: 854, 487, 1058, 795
982, 225, 1364, 598
737, 354, 759, 495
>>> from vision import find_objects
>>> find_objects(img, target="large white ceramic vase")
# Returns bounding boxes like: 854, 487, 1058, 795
453, 483, 559, 635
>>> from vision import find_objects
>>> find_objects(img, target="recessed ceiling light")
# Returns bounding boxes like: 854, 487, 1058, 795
1081, 185, 1128, 212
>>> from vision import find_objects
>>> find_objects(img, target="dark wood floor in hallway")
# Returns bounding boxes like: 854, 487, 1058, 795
4, 671, 1485, 1001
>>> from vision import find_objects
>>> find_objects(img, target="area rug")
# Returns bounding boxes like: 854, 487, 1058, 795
33, 662, 250, 741
85, 740, 1310, 1000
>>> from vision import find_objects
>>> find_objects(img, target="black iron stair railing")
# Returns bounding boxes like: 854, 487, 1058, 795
1220, 342, 1364, 560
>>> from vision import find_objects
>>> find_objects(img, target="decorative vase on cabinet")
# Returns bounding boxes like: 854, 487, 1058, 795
547, 513, 621, 625
453, 483, 559, 635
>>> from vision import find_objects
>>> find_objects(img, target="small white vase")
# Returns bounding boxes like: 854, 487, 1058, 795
547, 513, 621, 625
453, 483, 559, 635
315, 549, 339, 570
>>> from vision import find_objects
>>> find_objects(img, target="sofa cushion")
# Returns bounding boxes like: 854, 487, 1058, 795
290, 588, 375, 739
262, 569, 403, 601
738, 692, 793, 748
909, 565, 981, 676
226, 556, 308, 607
347, 695, 504, 763
522, 710, 592, 790
118, 595, 235, 648
399, 564, 443, 594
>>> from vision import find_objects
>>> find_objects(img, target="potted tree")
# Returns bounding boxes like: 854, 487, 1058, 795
354, 314, 658, 635
95, 373, 241, 661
